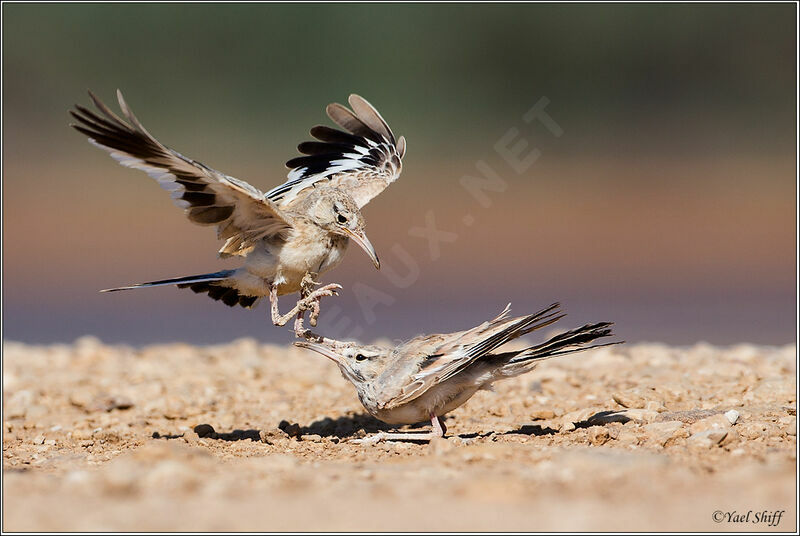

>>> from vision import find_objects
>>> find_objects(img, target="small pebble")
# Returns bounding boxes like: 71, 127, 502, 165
625, 409, 659, 423
612, 391, 645, 409
643, 421, 685, 447
428, 436, 456, 455
719, 428, 739, 447
645, 401, 666, 412
724, 410, 739, 425
588, 427, 610, 446
689, 414, 731, 435
559, 408, 595, 428
259, 430, 286, 444
687, 429, 727, 449
278, 420, 302, 439
71, 429, 93, 441
193, 424, 216, 438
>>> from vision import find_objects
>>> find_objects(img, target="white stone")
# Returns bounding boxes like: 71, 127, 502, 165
724, 410, 740, 425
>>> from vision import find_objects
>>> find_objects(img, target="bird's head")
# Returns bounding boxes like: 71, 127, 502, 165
309, 190, 380, 269
295, 339, 388, 385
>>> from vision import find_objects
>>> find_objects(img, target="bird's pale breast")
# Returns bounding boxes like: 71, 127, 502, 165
368, 380, 483, 425
268, 228, 348, 295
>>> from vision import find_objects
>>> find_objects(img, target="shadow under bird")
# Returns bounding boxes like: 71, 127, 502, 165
295, 303, 620, 443
70, 90, 405, 330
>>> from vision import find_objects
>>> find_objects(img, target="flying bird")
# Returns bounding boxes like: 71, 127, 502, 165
295, 303, 619, 443
70, 90, 405, 331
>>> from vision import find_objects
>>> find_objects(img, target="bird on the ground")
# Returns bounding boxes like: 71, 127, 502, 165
295, 303, 620, 443
70, 90, 405, 332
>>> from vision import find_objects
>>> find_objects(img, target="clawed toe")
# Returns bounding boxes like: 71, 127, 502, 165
275, 279, 345, 334
312, 283, 342, 295
304, 284, 341, 303
349, 433, 386, 445
302, 290, 337, 306
348, 430, 444, 444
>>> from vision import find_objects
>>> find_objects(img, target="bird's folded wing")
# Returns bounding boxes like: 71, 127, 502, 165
265, 94, 405, 209
378, 303, 564, 409
71, 90, 293, 258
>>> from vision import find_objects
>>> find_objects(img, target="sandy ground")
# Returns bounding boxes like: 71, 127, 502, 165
2, 336, 796, 531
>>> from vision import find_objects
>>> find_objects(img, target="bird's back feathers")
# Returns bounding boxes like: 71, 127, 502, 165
378, 303, 567, 409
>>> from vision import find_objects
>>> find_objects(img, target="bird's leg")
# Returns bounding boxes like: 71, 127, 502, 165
432, 414, 447, 437
293, 310, 306, 335
293, 296, 324, 335
350, 413, 447, 444
269, 285, 299, 327
299, 272, 317, 296
293, 308, 327, 340
298, 273, 324, 327
306, 292, 324, 327
293, 275, 314, 334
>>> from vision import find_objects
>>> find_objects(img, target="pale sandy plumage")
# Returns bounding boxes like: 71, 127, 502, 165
70, 90, 405, 328
296, 303, 620, 443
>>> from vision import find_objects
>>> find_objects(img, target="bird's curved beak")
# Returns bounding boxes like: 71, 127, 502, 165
343, 228, 380, 270
294, 341, 342, 364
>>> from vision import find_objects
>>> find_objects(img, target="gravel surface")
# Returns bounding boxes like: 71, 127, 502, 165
2, 338, 796, 531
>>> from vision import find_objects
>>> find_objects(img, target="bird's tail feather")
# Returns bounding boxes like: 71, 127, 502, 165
509, 322, 620, 364
99, 269, 258, 309
100, 270, 235, 292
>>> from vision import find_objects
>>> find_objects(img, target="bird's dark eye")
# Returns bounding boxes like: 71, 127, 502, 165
355, 353, 367, 362
337, 214, 347, 224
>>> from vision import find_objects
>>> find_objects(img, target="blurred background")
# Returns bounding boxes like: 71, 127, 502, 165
2, 3, 795, 346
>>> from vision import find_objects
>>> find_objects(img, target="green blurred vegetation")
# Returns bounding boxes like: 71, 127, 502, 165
3, 3, 795, 160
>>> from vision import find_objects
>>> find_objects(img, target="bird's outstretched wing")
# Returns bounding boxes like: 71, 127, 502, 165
266, 94, 406, 209
378, 303, 565, 409
70, 90, 293, 258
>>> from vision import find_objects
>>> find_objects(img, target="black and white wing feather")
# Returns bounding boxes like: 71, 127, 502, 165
266, 94, 406, 209
70, 90, 293, 258
378, 303, 565, 408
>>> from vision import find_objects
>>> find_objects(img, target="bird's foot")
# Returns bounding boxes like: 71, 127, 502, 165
349, 415, 447, 445
293, 311, 306, 336
270, 283, 341, 331
303, 282, 342, 300
349, 431, 443, 445
349, 433, 388, 445
299, 272, 319, 297
300, 283, 342, 327
288, 283, 343, 336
